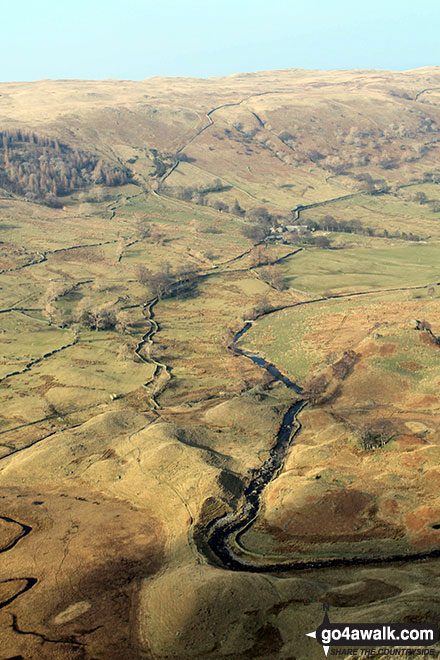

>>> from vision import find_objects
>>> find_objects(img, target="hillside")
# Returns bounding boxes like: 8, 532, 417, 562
1, 68, 440, 659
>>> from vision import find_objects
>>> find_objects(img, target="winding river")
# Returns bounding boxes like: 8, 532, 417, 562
205, 315, 440, 573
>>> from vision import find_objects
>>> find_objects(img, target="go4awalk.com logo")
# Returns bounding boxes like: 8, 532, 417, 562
306, 604, 439, 657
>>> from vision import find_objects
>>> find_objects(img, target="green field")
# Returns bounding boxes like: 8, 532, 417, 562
280, 242, 440, 296
237, 291, 440, 382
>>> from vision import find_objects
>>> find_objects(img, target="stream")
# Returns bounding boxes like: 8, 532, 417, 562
205, 320, 307, 572
205, 316, 440, 573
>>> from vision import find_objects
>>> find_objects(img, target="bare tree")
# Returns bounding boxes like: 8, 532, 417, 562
135, 265, 152, 287
71, 323, 81, 342
44, 300, 63, 326
115, 310, 131, 334
250, 246, 269, 267
260, 264, 287, 290
150, 227, 166, 245
116, 237, 127, 262
135, 218, 151, 240
74, 298, 118, 331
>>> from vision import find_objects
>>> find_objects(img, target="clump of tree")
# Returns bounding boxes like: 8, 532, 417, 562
250, 245, 271, 267
259, 264, 288, 290
134, 218, 152, 240
117, 339, 138, 361
246, 205, 290, 230
231, 199, 245, 217
331, 350, 360, 380
356, 420, 395, 450
313, 235, 331, 249
378, 157, 399, 170
149, 149, 172, 178
248, 295, 276, 319
241, 223, 269, 242
73, 298, 131, 332
42, 278, 76, 326
413, 191, 429, 204
411, 190, 440, 212
136, 262, 197, 300
389, 89, 411, 100
160, 178, 231, 204
422, 170, 440, 184
173, 152, 195, 163
117, 342, 133, 361
245, 206, 272, 225
300, 234, 331, 248
278, 130, 295, 143
0, 130, 129, 204
212, 200, 229, 212
300, 214, 423, 242
353, 173, 389, 194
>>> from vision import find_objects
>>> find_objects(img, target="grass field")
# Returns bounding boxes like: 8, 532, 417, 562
302, 187, 440, 238
238, 291, 440, 382
280, 242, 440, 296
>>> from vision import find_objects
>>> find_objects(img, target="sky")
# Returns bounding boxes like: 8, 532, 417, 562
1, 0, 439, 81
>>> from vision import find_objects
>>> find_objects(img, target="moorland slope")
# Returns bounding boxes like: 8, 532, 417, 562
1, 68, 440, 659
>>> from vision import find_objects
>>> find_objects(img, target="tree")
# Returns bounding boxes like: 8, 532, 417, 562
135, 218, 152, 240
115, 310, 131, 334
150, 227, 166, 245
260, 264, 287, 291
174, 152, 194, 163
314, 236, 331, 249
44, 300, 63, 326
71, 324, 81, 342
250, 246, 269, 267
116, 237, 127, 262
135, 265, 152, 287
211, 200, 229, 212
413, 191, 428, 204
42, 279, 71, 304
241, 223, 268, 242
74, 298, 118, 331
148, 263, 174, 298
246, 206, 270, 224
278, 130, 294, 142
250, 296, 275, 318
92, 278, 108, 293
232, 199, 245, 216
418, 319, 432, 331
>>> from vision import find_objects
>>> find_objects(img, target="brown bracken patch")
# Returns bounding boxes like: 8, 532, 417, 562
404, 506, 440, 533
398, 361, 422, 372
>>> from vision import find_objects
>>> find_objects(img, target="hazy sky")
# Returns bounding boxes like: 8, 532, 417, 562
2, 0, 439, 81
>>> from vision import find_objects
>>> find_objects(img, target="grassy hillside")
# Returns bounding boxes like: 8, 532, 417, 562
1, 68, 440, 659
